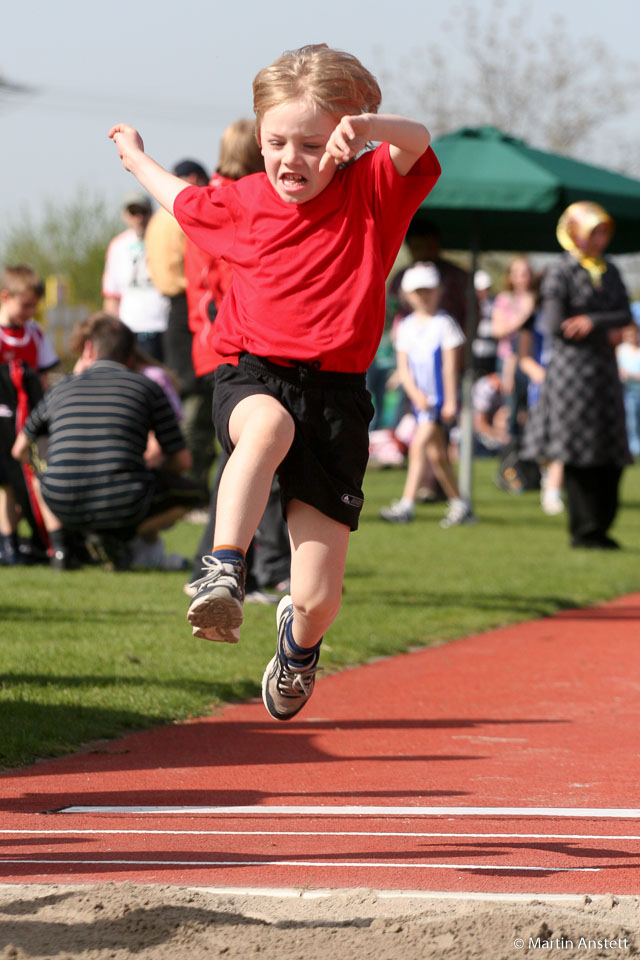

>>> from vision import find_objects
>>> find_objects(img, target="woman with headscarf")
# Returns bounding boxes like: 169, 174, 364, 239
521, 201, 632, 549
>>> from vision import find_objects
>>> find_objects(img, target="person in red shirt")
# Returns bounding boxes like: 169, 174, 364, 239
109, 43, 441, 721
184, 118, 264, 377
0, 266, 58, 385
0, 266, 58, 564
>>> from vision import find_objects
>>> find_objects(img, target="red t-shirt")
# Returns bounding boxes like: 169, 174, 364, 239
0, 321, 58, 372
174, 143, 440, 373
183, 172, 234, 377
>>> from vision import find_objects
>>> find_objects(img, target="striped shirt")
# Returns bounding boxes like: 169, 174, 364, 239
24, 360, 186, 530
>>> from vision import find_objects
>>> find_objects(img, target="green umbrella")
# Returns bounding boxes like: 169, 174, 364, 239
417, 125, 640, 254
412, 126, 640, 502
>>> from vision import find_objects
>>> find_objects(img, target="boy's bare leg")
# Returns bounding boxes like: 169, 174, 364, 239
287, 499, 350, 648
262, 499, 349, 719
214, 394, 295, 550
188, 393, 294, 643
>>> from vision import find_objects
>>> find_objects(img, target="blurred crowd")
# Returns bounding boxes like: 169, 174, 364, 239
372, 204, 637, 548
1, 139, 638, 579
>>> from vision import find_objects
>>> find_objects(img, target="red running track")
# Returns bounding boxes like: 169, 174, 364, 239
1, 592, 639, 894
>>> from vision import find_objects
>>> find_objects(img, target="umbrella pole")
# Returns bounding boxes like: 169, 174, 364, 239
457, 224, 480, 504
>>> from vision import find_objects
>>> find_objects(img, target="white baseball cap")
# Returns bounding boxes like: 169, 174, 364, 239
474, 269, 492, 291
401, 262, 441, 293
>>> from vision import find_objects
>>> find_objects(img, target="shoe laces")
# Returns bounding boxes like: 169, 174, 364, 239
191, 554, 245, 591
277, 648, 322, 698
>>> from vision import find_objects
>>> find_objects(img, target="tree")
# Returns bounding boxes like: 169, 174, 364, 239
377, 0, 640, 172
2, 191, 121, 309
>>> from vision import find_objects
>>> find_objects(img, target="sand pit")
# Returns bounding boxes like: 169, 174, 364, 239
0, 884, 639, 959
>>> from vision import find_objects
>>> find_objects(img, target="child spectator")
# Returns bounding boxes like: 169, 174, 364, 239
380, 262, 472, 527
617, 322, 640, 458
0, 265, 58, 384
0, 265, 58, 563
109, 43, 440, 721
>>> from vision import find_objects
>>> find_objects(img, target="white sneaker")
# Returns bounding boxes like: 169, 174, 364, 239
187, 554, 246, 643
440, 498, 475, 528
261, 596, 322, 721
380, 499, 415, 523
541, 489, 564, 515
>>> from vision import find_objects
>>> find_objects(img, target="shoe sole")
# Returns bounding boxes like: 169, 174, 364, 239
187, 594, 243, 644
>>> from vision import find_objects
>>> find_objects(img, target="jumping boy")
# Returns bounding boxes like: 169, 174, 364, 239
109, 43, 441, 721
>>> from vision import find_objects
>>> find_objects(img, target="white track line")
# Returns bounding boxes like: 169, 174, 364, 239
57, 805, 640, 818
0, 858, 598, 872
2, 829, 639, 840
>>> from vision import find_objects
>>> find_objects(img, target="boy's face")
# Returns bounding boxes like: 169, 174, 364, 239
0, 290, 41, 326
259, 98, 338, 204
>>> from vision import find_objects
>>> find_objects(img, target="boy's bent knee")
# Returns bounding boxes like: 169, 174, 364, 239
292, 590, 342, 633
230, 395, 295, 450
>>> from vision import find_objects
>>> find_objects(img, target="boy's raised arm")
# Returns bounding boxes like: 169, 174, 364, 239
108, 124, 187, 214
320, 114, 431, 177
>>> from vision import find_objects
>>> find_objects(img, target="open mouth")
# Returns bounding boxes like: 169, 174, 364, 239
280, 173, 307, 188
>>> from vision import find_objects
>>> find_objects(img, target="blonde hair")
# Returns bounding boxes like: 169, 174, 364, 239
253, 44, 382, 131
1, 264, 45, 298
217, 118, 264, 181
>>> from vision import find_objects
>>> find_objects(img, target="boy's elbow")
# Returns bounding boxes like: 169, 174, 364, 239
418, 124, 431, 153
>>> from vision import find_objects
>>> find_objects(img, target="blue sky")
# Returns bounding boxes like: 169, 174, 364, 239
2, 0, 639, 230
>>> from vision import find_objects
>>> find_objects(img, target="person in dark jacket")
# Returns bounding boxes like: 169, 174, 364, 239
521, 201, 632, 549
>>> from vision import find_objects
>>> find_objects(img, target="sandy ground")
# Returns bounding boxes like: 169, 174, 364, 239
0, 884, 638, 959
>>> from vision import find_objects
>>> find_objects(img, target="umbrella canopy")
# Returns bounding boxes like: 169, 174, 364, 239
417, 126, 640, 253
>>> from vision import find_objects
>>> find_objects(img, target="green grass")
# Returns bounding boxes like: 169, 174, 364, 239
2, 459, 639, 770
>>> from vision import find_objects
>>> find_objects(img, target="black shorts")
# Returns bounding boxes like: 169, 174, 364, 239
213, 354, 374, 531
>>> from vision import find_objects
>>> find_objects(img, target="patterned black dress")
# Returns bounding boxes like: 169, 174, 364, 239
522, 253, 631, 468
